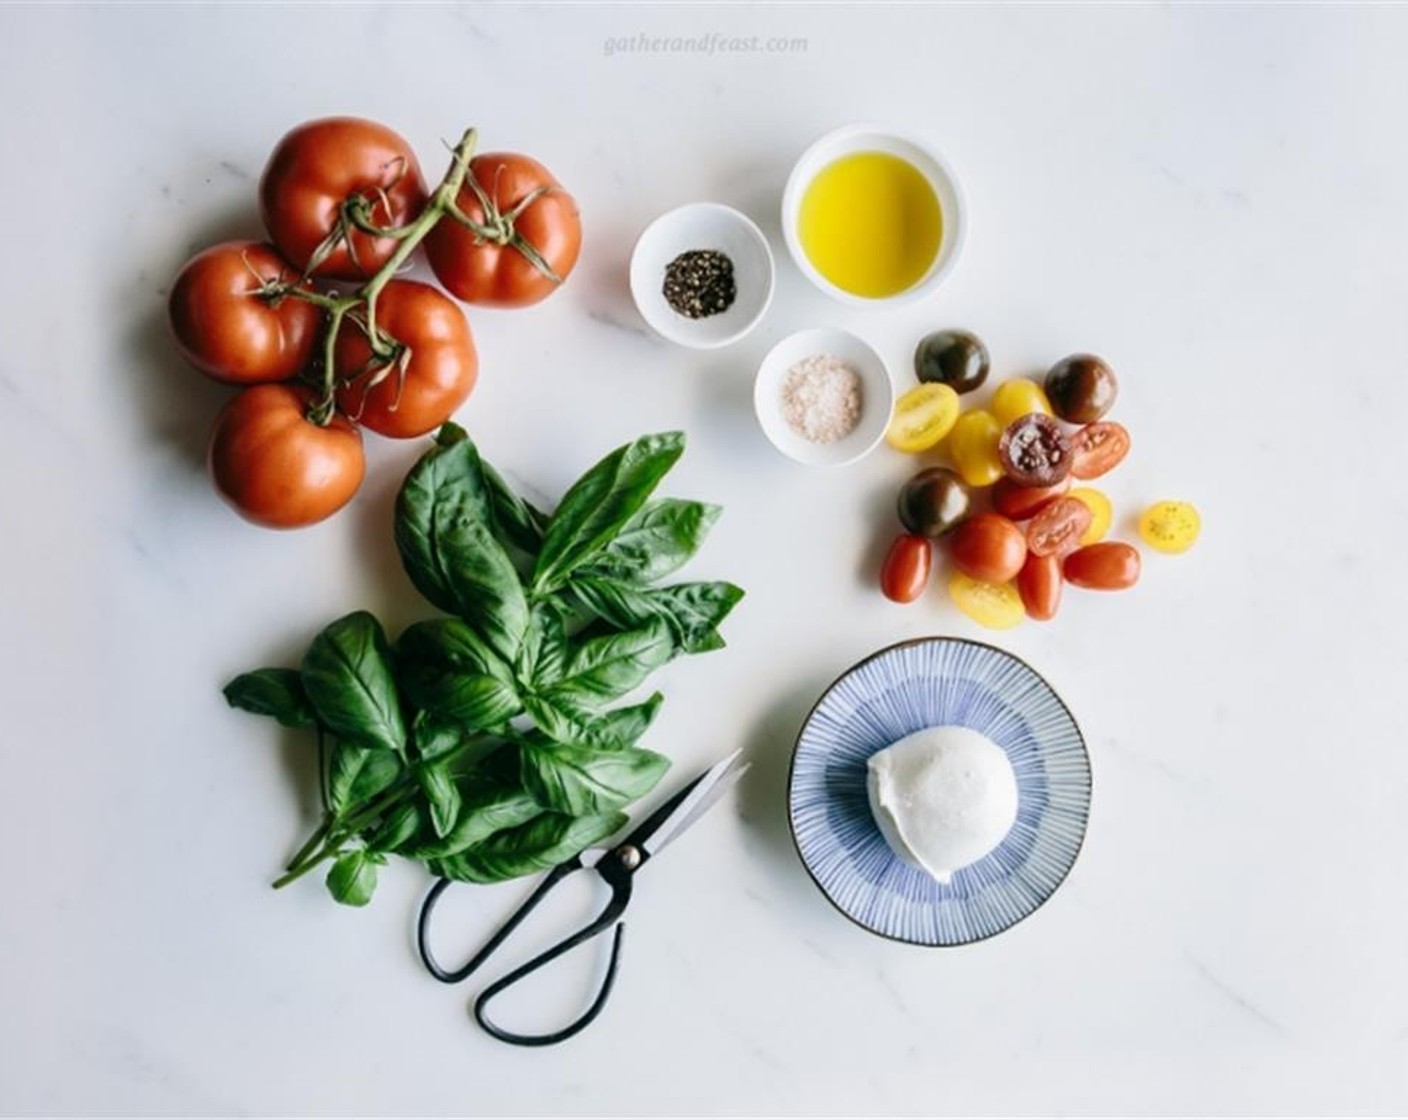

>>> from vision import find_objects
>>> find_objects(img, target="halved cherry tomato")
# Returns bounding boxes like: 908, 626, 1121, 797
886, 383, 960, 453
999, 413, 1072, 487
880, 534, 932, 603
1017, 553, 1062, 621
1069, 421, 1130, 480
950, 513, 1027, 584
1139, 500, 1201, 554
1063, 541, 1141, 589
260, 117, 428, 281
991, 378, 1053, 428
949, 572, 1025, 629
335, 280, 477, 438
168, 241, 320, 384
424, 152, 582, 307
208, 383, 365, 529
947, 410, 1005, 487
1026, 497, 1094, 558
1068, 487, 1113, 545
991, 477, 1070, 521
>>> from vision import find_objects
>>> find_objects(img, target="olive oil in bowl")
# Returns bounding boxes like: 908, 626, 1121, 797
798, 151, 943, 299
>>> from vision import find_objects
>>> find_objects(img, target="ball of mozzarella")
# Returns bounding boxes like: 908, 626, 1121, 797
866, 725, 1018, 883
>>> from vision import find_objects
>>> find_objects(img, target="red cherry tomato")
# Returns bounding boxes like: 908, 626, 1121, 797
991, 477, 1070, 521
168, 241, 320, 384
208, 383, 365, 529
949, 513, 1027, 584
335, 280, 478, 438
1017, 554, 1063, 621
259, 117, 428, 281
880, 534, 932, 603
1063, 541, 1141, 590
424, 152, 582, 307
1026, 497, 1094, 558
1069, 422, 1131, 480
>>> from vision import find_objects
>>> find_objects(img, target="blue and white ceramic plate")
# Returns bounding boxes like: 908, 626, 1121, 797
788, 638, 1091, 946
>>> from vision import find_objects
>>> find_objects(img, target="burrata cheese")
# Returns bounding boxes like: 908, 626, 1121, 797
866, 725, 1018, 882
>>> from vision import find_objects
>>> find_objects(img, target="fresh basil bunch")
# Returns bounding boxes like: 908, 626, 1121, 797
224, 424, 743, 906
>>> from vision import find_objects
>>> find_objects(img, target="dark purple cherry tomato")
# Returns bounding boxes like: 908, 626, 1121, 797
881, 534, 932, 603
914, 329, 989, 394
1045, 354, 1118, 424
999, 413, 1072, 487
1063, 541, 1141, 589
898, 467, 972, 537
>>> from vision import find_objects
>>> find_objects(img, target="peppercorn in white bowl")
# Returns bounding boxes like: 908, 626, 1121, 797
629, 202, 775, 349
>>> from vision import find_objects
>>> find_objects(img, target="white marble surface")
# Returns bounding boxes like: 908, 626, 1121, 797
2, 3, 1407, 1116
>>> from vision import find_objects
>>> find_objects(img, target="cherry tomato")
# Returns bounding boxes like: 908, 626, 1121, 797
1026, 497, 1094, 558
1017, 553, 1063, 621
991, 378, 1053, 428
950, 513, 1027, 584
208, 383, 365, 529
1063, 541, 1141, 590
948, 410, 1005, 487
914, 329, 989, 394
999, 413, 1072, 487
897, 467, 971, 537
949, 572, 1025, 630
335, 280, 477, 438
1045, 354, 1118, 424
425, 152, 582, 307
1068, 487, 1113, 545
1069, 422, 1130, 480
886, 383, 960, 453
168, 241, 320, 384
1138, 500, 1201, 554
880, 534, 932, 603
991, 477, 1070, 521
260, 117, 428, 281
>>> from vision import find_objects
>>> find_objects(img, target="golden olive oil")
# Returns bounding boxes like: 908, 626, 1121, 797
798, 151, 943, 298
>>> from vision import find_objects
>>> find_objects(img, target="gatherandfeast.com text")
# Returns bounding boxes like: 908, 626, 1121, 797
603, 32, 808, 58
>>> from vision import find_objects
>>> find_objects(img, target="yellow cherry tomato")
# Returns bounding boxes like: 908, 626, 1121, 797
886, 383, 960, 453
947, 410, 1005, 487
948, 572, 1025, 629
1138, 500, 1201, 554
990, 378, 1053, 428
1068, 487, 1113, 545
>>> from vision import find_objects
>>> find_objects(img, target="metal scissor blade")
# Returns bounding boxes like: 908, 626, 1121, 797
629, 748, 750, 861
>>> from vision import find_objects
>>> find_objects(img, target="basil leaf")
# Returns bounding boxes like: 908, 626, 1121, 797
367, 802, 423, 854
409, 784, 541, 860
431, 811, 628, 884
411, 713, 465, 763
531, 432, 684, 593
326, 850, 381, 907
522, 692, 663, 752
301, 612, 406, 753
541, 620, 675, 710
395, 433, 529, 662
482, 459, 549, 558
521, 741, 670, 815
223, 668, 315, 727
419, 762, 462, 839
328, 744, 404, 816
588, 499, 721, 585
398, 619, 521, 730
573, 578, 744, 654
515, 603, 569, 690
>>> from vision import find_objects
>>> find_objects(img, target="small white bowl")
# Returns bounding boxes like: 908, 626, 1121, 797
753, 327, 894, 467
629, 203, 775, 349
781, 124, 966, 307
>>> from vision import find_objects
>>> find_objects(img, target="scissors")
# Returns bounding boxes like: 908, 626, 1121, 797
416, 748, 750, 1047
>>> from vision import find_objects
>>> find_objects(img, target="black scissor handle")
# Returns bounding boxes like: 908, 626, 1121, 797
417, 848, 636, 1046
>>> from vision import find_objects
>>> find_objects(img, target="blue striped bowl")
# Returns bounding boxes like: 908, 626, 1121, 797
787, 638, 1091, 946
